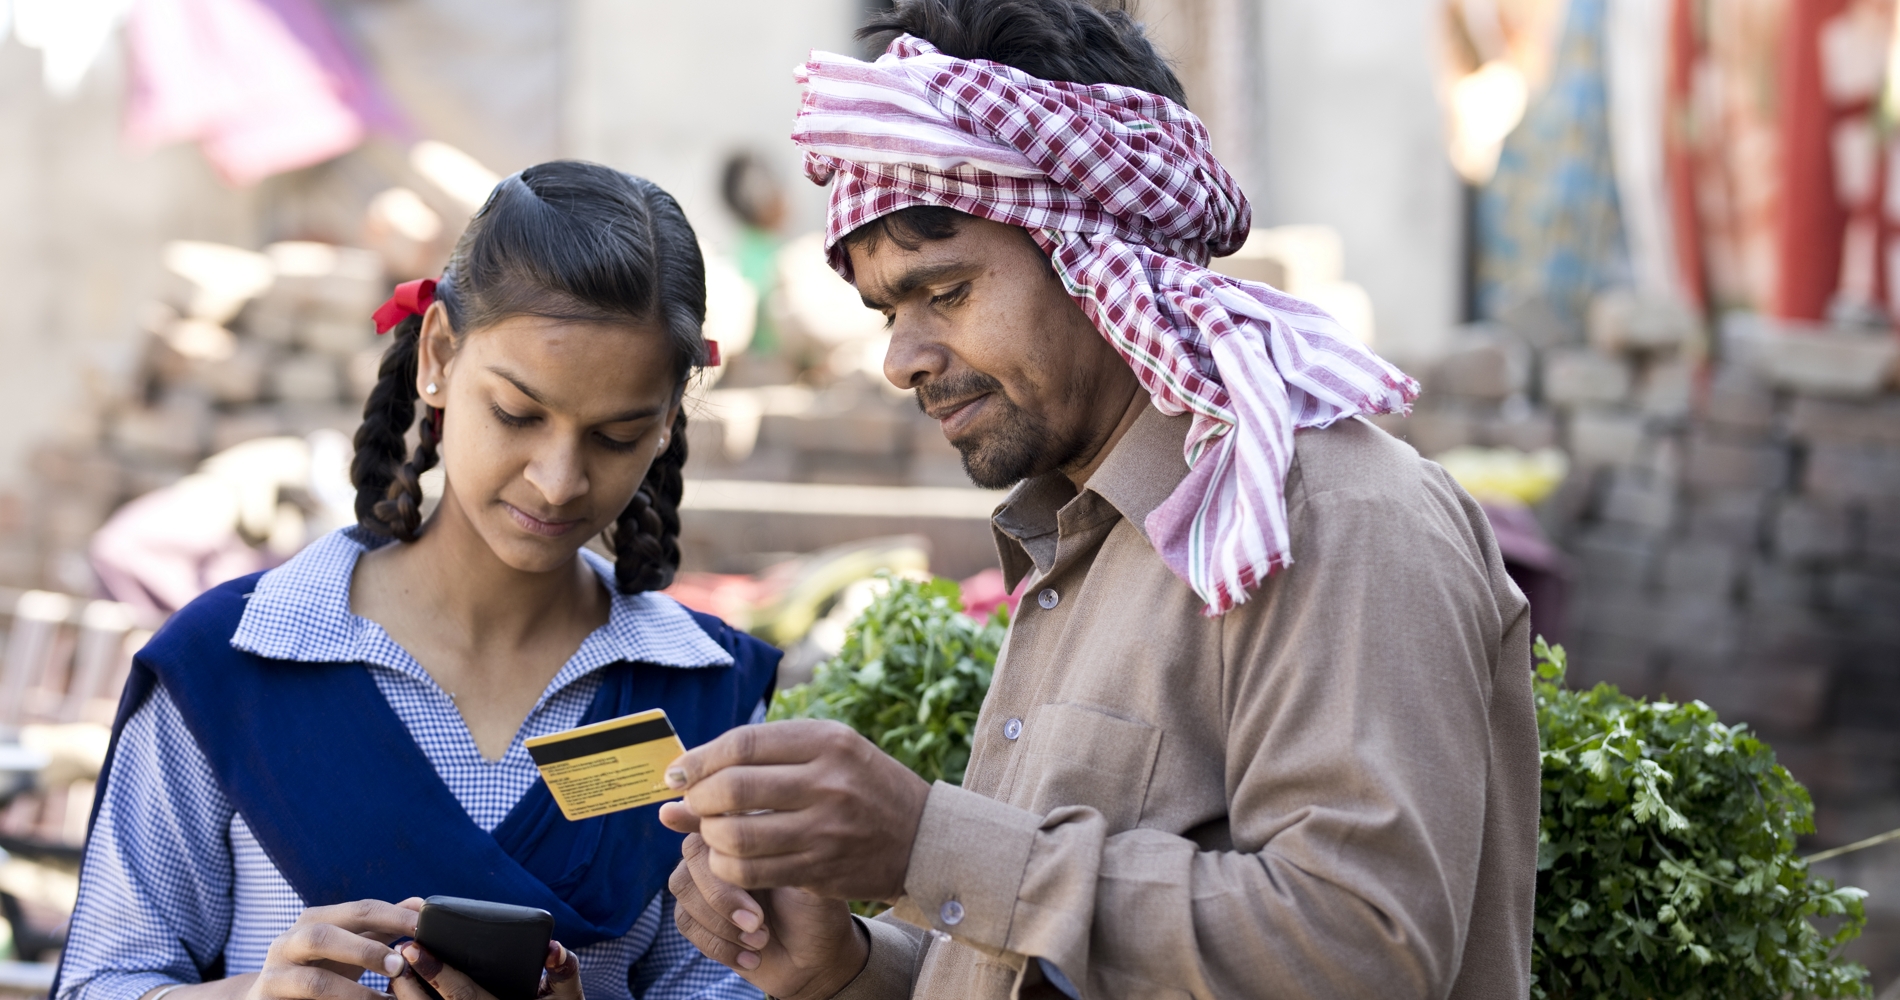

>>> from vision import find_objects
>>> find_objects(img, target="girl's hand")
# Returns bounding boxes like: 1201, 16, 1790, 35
391, 940, 583, 1000
243, 899, 419, 1000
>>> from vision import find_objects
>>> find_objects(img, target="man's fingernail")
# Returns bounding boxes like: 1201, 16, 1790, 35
732, 909, 761, 933
665, 768, 688, 789
740, 930, 768, 949
384, 953, 405, 977
737, 951, 760, 971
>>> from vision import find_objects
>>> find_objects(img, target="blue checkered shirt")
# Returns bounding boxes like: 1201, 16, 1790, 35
58, 528, 764, 1000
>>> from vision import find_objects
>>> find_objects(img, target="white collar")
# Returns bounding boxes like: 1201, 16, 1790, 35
230, 527, 733, 672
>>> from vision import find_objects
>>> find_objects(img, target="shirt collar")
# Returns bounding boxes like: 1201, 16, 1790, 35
231, 527, 733, 671
991, 403, 1191, 590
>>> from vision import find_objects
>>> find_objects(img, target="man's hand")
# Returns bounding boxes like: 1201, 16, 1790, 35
657, 719, 930, 900
667, 832, 867, 1000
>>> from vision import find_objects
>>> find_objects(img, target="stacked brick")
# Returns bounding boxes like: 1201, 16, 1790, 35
3, 243, 385, 594
1385, 301, 1900, 972
6, 238, 979, 596
1382, 301, 1899, 742
1561, 332, 1900, 737
684, 377, 961, 489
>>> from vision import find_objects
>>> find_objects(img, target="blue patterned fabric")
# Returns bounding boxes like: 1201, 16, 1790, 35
1478, 0, 1630, 332
57, 528, 767, 1000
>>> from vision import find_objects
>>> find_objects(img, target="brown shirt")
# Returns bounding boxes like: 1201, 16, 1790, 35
835, 405, 1538, 1000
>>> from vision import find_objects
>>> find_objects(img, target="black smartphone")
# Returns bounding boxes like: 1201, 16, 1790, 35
413, 896, 554, 1000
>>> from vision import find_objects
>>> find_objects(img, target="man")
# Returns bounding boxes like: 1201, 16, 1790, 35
657, 2, 1539, 998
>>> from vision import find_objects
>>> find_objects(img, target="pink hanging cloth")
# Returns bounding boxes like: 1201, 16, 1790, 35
124, 0, 408, 186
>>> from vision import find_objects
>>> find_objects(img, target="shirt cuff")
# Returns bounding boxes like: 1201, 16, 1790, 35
59, 971, 186, 1000
828, 915, 924, 1000
896, 780, 1040, 953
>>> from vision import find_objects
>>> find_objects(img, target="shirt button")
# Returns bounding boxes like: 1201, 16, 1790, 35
940, 900, 964, 926
1003, 717, 1023, 740
1037, 587, 1059, 609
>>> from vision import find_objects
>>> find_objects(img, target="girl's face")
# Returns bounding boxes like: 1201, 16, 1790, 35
416, 305, 682, 574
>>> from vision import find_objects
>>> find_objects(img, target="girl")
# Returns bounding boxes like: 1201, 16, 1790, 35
55, 162, 776, 1000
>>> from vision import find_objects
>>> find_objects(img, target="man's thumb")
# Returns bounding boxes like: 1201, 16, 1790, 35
658, 800, 702, 834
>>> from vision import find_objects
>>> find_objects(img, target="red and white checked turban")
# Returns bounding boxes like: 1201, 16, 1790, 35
793, 36, 1420, 615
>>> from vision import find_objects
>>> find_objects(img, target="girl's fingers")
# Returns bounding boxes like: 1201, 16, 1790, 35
389, 970, 436, 1000
536, 942, 581, 1000
256, 964, 391, 1000
255, 900, 422, 1000
402, 943, 498, 1000
297, 900, 421, 940
273, 922, 406, 979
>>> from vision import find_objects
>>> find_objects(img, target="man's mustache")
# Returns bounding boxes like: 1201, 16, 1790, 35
915, 371, 1007, 413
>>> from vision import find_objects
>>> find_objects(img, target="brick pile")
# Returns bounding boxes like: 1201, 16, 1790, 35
3, 237, 969, 595
2, 242, 386, 594
1553, 315, 1899, 735
685, 376, 958, 489
1381, 298, 1899, 728
1382, 296, 1900, 978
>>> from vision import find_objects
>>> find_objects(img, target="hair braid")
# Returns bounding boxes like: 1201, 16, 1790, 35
349, 315, 440, 542
612, 410, 688, 594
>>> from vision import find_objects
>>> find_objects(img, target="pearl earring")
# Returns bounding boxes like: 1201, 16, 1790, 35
425, 382, 437, 395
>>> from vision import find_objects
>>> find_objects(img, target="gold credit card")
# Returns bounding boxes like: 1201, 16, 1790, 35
526, 708, 687, 821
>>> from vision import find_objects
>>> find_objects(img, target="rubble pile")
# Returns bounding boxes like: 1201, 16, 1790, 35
7, 242, 385, 595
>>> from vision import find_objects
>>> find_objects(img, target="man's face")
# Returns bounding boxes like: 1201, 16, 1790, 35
852, 217, 1137, 489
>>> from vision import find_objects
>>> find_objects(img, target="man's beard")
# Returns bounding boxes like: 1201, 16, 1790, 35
916, 372, 1085, 489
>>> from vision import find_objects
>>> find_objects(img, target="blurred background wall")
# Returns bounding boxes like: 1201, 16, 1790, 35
0, 34, 250, 554
0, 0, 1465, 512
1253, 0, 1464, 364
567, 0, 852, 251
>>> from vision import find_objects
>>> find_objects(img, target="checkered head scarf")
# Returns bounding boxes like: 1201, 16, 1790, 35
794, 36, 1420, 615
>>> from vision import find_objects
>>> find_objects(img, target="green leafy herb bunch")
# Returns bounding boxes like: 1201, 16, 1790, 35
1532, 638, 1869, 999
768, 575, 1007, 785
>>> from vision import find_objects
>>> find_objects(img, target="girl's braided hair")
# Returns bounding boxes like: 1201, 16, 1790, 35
351, 160, 709, 593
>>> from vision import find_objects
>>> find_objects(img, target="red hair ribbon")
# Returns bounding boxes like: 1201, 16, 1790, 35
372, 278, 438, 334
706, 340, 721, 367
